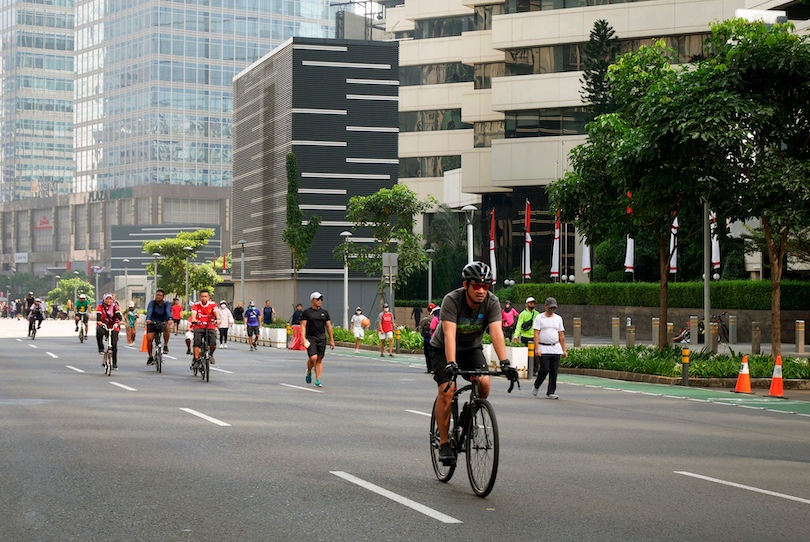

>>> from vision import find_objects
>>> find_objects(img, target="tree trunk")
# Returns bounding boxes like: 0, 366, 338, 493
763, 217, 788, 359
657, 232, 670, 349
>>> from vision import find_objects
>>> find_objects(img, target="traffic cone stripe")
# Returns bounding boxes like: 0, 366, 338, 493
739, 363, 750, 374
773, 365, 782, 378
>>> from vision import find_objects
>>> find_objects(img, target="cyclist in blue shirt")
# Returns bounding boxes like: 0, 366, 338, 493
145, 289, 171, 365
244, 301, 261, 351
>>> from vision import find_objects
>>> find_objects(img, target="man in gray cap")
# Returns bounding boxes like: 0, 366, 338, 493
532, 296, 567, 399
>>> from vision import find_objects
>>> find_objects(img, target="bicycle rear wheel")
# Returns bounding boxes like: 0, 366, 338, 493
155, 350, 162, 373
429, 397, 456, 482
203, 353, 210, 382
465, 399, 499, 497
79, 327, 84, 343
104, 351, 112, 376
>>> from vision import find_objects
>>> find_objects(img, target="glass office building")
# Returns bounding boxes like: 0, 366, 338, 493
73, 0, 335, 193
0, 0, 76, 202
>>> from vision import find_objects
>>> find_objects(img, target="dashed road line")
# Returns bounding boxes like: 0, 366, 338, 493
279, 383, 324, 393
330, 471, 462, 524
675, 471, 810, 505
110, 382, 137, 391
66, 365, 85, 373
405, 409, 431, 417
210, 367, 233, 374
46, 352, 58, 358
180, 407, 231, 427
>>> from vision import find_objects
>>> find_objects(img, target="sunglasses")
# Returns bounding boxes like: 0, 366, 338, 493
315, 297, 323, 301
469, 282, 491, 291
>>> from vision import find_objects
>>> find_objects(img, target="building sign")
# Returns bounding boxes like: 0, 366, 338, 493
88, 188, 133, 202
14, 252, 28, 263
34, 214, 53, 231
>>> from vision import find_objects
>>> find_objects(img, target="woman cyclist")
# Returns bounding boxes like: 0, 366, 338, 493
96, 294, 123, 369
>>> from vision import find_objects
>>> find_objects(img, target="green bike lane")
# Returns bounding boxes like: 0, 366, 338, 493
335, 347, 810, 417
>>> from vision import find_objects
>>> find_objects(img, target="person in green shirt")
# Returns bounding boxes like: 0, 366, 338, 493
514, 297, 540, 346
125, 302, 139, 347
74, 293, 91, 336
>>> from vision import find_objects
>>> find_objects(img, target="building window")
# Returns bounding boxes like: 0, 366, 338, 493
399, 156, 462, 178
88, 203, 101, 249
474, 63, 506, 89
506, 0, 656, 14
474, 4, 506, 31
400, 63, 474, 86
57, 207, 70, 251
400, 109, 472, 132
474, 121, 505, 148
74, 205, 86, 250
504, 107, 589, 138
505, 33, 709, 76
414, 16, 474, 39
163, 198, 220, 224
136, 197, 150, 224
16, 211, 30, 251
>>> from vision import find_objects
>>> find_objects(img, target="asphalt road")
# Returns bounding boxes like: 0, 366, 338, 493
2, 319, 809, 542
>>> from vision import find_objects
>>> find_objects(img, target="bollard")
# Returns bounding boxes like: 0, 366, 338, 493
667, 322, 674, 338
612, 317, 620, 347
626, 325, 635, 347
690, 316, 699, 344
797, 320, 806, 355
709, 322, 719, 354
729, 315, 737, 344
652, 318, 659, 344
752, 322, 761, 355
573, 317, 581, 348
527, 341, 536, 377
395, 328, 401, 354
681, 348, 690, 386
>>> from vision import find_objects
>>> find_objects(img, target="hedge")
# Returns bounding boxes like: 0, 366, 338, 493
398, 280, 809, 311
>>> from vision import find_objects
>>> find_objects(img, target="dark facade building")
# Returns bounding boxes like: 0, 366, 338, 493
233, 37, 399, 311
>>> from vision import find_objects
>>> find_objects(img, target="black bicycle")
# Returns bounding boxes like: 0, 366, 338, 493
152, 322, 164, 373
191, 328, 211, 382
429, 367, 518, 497
711, 312, 730, 344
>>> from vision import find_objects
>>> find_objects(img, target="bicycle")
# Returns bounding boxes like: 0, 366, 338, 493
711, 312, 730, 344
152, 321, 164, 374
77, 314, 88, 343
100, 323, 117, 376
191, 328, 211, 382
29, 317, 37, 340
429, 366, 519, 497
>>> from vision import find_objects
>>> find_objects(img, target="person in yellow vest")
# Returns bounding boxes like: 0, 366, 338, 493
514, 297, 539, 346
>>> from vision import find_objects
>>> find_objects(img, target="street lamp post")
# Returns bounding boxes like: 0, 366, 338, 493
73, 271, 79, 302
93, 267, 100, 297
183, 246, 193, 305
238, 239, 247, 305
426, 248, 435, 304
152, 253, 161, 293
340, 231, 353, 329
122, 259, 129, 302
462, 205, 477, 264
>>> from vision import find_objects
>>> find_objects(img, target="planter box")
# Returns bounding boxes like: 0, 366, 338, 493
266, 327, 287, 348
482, 344, 494, 368
505, 345, 529, 378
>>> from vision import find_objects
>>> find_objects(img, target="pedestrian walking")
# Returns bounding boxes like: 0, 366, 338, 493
290, 303, 303, 325
125, 302, 138, 346
244, 301, 261, 350
501, 300, 519, 341
515, 297, 539, 346
418, 303, 438, 373
350, 307, 367, 353
301, 292, 335, 387
532, 297, 567, 399
262, 300, 276, 325
171, 297, 183, 334
377, 303, 395, 357
411, 305, 422, 329
232, 301, 244, 323
218, 300, 234, 348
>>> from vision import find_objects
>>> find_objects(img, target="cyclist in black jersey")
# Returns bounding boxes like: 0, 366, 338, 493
429, 262, 516, 466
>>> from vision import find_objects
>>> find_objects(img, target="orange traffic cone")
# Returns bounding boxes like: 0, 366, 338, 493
767, 356, 788, 399
139, 332, 149, 353
733, 355, 752, 394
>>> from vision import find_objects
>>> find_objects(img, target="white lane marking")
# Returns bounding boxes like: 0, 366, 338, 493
110, 382, 137, 392
16, 338, 22, 342
675, 471, 810, 505
330, 471, 462, 524
405, 409, 431, 417
180, 407, 231, 427
66, 365, 85, 373
46, 352, 58, 358
164, 355, 177, 360
279, 383, 324, 393
210, 367, 233, 374
29, 344, 38, 348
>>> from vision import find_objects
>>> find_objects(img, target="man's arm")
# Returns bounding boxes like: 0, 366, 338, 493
326, 320, 335, 349
442, 320, 457, 363
558, 326, 567, 358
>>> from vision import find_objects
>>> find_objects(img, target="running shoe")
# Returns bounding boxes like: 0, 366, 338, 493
146, 357, 154, 365
305, 372, 312, 384
315, 380, 322, 387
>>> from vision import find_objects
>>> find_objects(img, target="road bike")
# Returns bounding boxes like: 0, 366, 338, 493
152, 321, 164, 373
100, 323, 118, 376
191, 328, 212, 382
429, 367, 518, 497
77, 314, 88, 343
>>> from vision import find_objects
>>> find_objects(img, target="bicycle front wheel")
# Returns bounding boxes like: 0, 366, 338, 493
104, 352, 112, 376
429, 397, 455, 483
155, 350, 162, 373
79, 328, 84, 343
203, 354, 210, 382
465, 399, 499, 497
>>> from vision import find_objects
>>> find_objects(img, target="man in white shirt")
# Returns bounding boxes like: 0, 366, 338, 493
532, 296, 567, 399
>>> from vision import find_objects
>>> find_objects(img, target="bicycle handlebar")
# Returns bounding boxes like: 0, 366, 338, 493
442, 367, 521, 393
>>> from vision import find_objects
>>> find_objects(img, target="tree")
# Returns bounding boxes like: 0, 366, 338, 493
580, 19, 620, 120
702, 19, 810, 357
142, 229, 222, 297
281, 152, 321, 305
46, 277, 93, 305
339, 184, 434, 289
8, 272, 51, 301
427, 204, 478, 297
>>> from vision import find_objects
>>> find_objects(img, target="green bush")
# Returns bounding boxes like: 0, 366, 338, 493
333, 327, 424, 350
563, 346, 810, 379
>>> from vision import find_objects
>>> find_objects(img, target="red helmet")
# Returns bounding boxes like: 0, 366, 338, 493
428, 303, 436, 310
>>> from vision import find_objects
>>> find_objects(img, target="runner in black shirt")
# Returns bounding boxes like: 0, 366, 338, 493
300, 292, 335, 388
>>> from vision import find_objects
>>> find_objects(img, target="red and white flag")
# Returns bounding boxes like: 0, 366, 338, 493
624, 236, 635, 273
488, 209, 497, 285
710, 211, 721, 270
669, 216, 679, 274
523, 200, 532, 280
550, 209, 560, 279
582, 236, 591, 273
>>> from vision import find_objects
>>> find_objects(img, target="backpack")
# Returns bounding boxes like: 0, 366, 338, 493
521, 310, 536, 331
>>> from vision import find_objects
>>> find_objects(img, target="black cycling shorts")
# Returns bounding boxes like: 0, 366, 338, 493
193, 328, 217, 348
147, 321, 168, 333
76, 313, 89, 323
431, 346, 487, 385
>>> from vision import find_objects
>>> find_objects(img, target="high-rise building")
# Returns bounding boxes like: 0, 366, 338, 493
0, 0, 76, 202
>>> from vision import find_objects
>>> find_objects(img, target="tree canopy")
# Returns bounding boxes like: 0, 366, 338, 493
282, 152, 321, 304
142, 229, 222, 298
